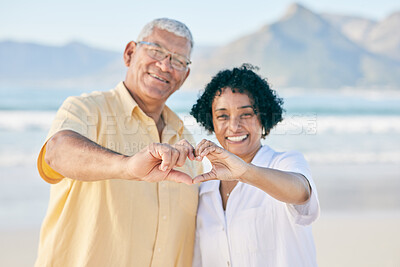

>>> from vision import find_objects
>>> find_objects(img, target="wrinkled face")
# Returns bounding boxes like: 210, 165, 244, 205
124, 28, 191, 105
212, 88, 263, 163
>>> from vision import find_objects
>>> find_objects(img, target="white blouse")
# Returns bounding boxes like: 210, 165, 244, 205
193, 145, 320, 267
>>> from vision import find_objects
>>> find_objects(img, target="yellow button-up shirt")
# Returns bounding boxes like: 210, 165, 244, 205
36, 82, 202, 267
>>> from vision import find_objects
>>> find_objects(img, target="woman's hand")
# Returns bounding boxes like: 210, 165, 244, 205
192, 139, 248, 183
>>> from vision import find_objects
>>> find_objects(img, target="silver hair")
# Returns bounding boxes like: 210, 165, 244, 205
137, 18, 194, 51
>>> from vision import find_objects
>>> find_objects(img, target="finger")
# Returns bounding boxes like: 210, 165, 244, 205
173, 145, 187, 167
194, 139, 208, 159
147, 143, 159, 159
166, 169, 193, 185
195, 139, 213, 160
192, 171, 217, 184
147, 143, 169, 171
174, 146, 187, 167
157, 144, 173, 171
197, 140, 217, 157
174, 143, 194, 162
200, 145, 217, 157
176, 139, 195, 161
168, 147, 180, 170
203, 144, 225, 157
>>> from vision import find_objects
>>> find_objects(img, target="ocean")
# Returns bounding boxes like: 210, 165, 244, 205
1, 87, 400, 228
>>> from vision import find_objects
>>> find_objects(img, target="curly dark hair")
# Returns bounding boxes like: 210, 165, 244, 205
190, 64, 284, 137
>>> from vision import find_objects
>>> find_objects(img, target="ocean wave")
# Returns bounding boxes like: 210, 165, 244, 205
305, 151, 400, 164
1, 111, 400, 135
0, 152, 37, 167
0, 110, 55, 132
314, 115, 400, 134
271, 115, 400, 135
181, 113, 400, 135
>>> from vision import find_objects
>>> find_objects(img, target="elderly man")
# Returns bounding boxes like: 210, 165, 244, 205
36, 18, 202, 267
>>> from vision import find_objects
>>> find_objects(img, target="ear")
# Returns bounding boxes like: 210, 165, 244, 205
123, 41, 137, 67
182, 67, 191, 84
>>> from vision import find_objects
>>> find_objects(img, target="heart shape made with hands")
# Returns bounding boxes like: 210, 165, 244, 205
156, 139, 247, 185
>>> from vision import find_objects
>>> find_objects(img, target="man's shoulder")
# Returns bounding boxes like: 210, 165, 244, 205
63, 88, 118, 110
71, 88, 116, 102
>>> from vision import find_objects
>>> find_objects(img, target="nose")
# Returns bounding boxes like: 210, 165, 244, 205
156, 54, 173, 72
228, 116, 241, 132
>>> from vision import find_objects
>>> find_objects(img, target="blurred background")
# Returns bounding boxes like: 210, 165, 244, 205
1, 1, 400, 266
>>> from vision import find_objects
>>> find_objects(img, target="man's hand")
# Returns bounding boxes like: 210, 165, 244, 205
125, 142, 195, 185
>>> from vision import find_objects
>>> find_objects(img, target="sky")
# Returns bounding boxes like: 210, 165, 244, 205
1, 0, 400, 52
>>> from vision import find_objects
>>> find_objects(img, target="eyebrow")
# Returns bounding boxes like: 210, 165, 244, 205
214, 105, 253, 111
238, 105, 253, 109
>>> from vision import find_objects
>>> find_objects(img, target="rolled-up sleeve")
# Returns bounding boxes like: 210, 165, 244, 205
275, 151, 320, 225
37, 96, 99, 184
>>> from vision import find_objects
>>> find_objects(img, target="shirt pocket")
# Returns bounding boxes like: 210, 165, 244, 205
179, 184, 199, 216
229, 206, 276, 253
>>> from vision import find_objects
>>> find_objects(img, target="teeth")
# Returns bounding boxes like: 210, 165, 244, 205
149, 73, 168, 83
226, 135, 247, 142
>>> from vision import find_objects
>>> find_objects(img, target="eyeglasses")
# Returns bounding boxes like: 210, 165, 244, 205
136, 41, 191, 71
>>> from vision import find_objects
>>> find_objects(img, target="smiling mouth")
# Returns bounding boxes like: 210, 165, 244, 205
149, 73, 169, 83
226, 135, 248, 142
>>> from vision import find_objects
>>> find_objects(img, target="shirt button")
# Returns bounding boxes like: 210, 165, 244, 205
161, 183, 166, 188
157, 248, 162, 253
162, 215, 167, 220
222, 227, 225, 231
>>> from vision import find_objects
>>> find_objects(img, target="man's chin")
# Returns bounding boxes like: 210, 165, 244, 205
144, 86, 176, 101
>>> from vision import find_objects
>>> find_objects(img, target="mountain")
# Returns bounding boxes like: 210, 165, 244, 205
323, 11, 400, 61
365, 11, 400, 60
1, 3, 400, 90
186, 3, 400, 89
321, 14, 377, 45
0, 41, 125, 89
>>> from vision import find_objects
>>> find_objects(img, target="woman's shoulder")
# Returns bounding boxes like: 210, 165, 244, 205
273, 150, 306, 161
253, 145, 307, 168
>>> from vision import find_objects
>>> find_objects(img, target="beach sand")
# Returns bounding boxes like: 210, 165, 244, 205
311, 162, 400, 267
1, 162, 399, 267
313, 212, 400, 267
2, 213, 400, 267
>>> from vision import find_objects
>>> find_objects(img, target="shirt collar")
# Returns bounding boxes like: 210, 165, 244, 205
161, 105, 184, 136
115, 82, 184, 135
199, 180, 220, 196
199, 179, 246, 198
115, 81, 139, 115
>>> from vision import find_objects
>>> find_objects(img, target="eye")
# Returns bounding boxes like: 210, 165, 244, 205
148, 48, 165, 59
171, 58, 186, 69
240, 113, 254, 119
216, 114, 229, 120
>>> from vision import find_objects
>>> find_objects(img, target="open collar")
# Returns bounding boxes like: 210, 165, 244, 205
116, 82, 184, 135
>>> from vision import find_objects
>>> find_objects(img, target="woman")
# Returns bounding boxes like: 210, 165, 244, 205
190, 64, 320, 267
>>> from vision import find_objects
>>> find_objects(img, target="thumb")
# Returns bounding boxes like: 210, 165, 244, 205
192, 171, 217, 184
165, 169, 193, 185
